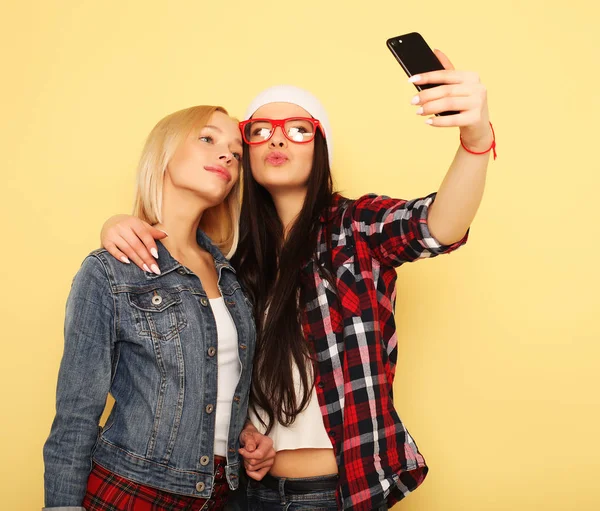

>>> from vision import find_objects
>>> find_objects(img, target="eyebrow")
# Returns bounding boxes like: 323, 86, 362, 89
204, 125, 243, 147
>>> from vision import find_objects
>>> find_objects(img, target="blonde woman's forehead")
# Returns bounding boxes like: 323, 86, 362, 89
200, 112, 242, 145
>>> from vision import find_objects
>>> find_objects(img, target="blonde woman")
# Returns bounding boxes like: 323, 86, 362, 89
43, 106, 271, 510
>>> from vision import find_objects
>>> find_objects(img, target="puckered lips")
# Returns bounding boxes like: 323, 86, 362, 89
265, 151, 289, 166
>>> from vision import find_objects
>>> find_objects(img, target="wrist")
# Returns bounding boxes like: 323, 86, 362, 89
460, 122, 497, 160
459, 122, 493, 151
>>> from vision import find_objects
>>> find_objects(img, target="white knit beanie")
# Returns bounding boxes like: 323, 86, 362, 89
243, 85, 333, 166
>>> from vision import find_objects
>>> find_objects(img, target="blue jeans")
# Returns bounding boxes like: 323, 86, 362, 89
247, 474, 339, 510
246, 473, 389, 510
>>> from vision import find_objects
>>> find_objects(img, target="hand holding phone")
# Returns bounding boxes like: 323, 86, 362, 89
386, 32, 459, 116
385, 32, 493, 156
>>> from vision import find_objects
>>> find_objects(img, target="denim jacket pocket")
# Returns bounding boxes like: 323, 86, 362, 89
128, 288, 188, 341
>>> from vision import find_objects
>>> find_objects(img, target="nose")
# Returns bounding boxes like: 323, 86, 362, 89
218, 152, 233, 165
269, 126, 287, 148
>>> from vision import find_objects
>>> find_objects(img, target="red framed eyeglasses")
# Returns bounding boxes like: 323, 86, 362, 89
239, 117, 324, 145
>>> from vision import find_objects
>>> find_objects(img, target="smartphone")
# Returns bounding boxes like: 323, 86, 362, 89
386, 32, 458, 116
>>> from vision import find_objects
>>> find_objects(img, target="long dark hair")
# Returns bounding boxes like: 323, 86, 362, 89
231, 131, 334, 434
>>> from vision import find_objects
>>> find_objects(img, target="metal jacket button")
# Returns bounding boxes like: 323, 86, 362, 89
196, 482, 205, 492
200, 455, 210, 466
151, 294, 162, 305
207, 347, 216, 357
200, 297, 209, 306
205, 404, 214, 414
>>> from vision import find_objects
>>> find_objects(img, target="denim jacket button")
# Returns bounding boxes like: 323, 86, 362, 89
195, 481, 205, 492
205, 404, 214, 414
177, 268, 186, 275
200, 297, 209, 306
151, 295, 163, 305
200, 455, 210, 466
207, 347, 216, 357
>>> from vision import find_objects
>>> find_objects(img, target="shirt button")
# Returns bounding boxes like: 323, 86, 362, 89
200, 455, 210, 466
317, 381, 324, 389
200, 297, 209, 306
207, 347, 216, 357
195, 481, 205, 492
328, 430, 336, 437
205, 404, 214, 414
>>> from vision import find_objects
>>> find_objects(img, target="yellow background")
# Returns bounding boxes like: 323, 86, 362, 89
1, 1, 599, 509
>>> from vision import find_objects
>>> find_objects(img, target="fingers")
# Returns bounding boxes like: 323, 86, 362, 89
240, 436, 257, 452
238, 444, 275, 461
412, 84, 474, 105
416, 97, 477, 118
100, 216, 163, 273
411, 81, 487, 128
243, 458, 273, 472
433, 48, 455, 70
425, 111, 482, 127
410, 69, 480, 86
150, 225, 169, 240
103, 232, 145, 271
132, 224, 163, 263
117, 226, 160, 274
104, 241, 131, 265
246, 466, 270, 481
239, 423, 259, 451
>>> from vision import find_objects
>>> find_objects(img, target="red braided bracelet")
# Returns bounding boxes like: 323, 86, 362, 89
460, 122, 497, 160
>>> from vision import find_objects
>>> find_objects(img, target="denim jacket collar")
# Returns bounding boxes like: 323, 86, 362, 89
143, 229, 235, 280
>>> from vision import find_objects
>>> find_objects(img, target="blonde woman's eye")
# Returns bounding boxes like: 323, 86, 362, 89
233, 152, 242, 161
199, 136, 213, 143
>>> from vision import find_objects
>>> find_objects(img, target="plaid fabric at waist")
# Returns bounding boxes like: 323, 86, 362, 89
82, 457, 229, 511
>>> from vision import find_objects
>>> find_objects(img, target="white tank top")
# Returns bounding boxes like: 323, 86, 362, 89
209, 297, 241, 457
250, 361, 332, 452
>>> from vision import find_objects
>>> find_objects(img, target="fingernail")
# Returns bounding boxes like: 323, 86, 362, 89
408, 75, 421, 83
120, 256, 131, 264
411, 95, 420, 105
151, 264, 161, 275
150, 248, 159, 259
415, 107, 424, 115
143, 264, 151, 273
425, 119, 433, 125
158, 229, 168, 236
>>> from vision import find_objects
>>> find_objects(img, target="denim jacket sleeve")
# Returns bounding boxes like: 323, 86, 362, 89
43, 254, 116, 508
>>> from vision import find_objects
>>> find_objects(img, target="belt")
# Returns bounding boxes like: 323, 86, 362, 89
259, 473, 338, 494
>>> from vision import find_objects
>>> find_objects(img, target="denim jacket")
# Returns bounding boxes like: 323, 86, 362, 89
43, 230, 256, 510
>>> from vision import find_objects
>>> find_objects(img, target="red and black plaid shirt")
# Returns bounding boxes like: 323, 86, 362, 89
301, 193, 467, 510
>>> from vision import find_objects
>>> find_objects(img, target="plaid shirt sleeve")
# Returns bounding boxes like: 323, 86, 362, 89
349, 193, 468, 266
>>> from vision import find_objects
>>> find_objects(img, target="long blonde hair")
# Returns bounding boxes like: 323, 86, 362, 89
132, 105, 241, 258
